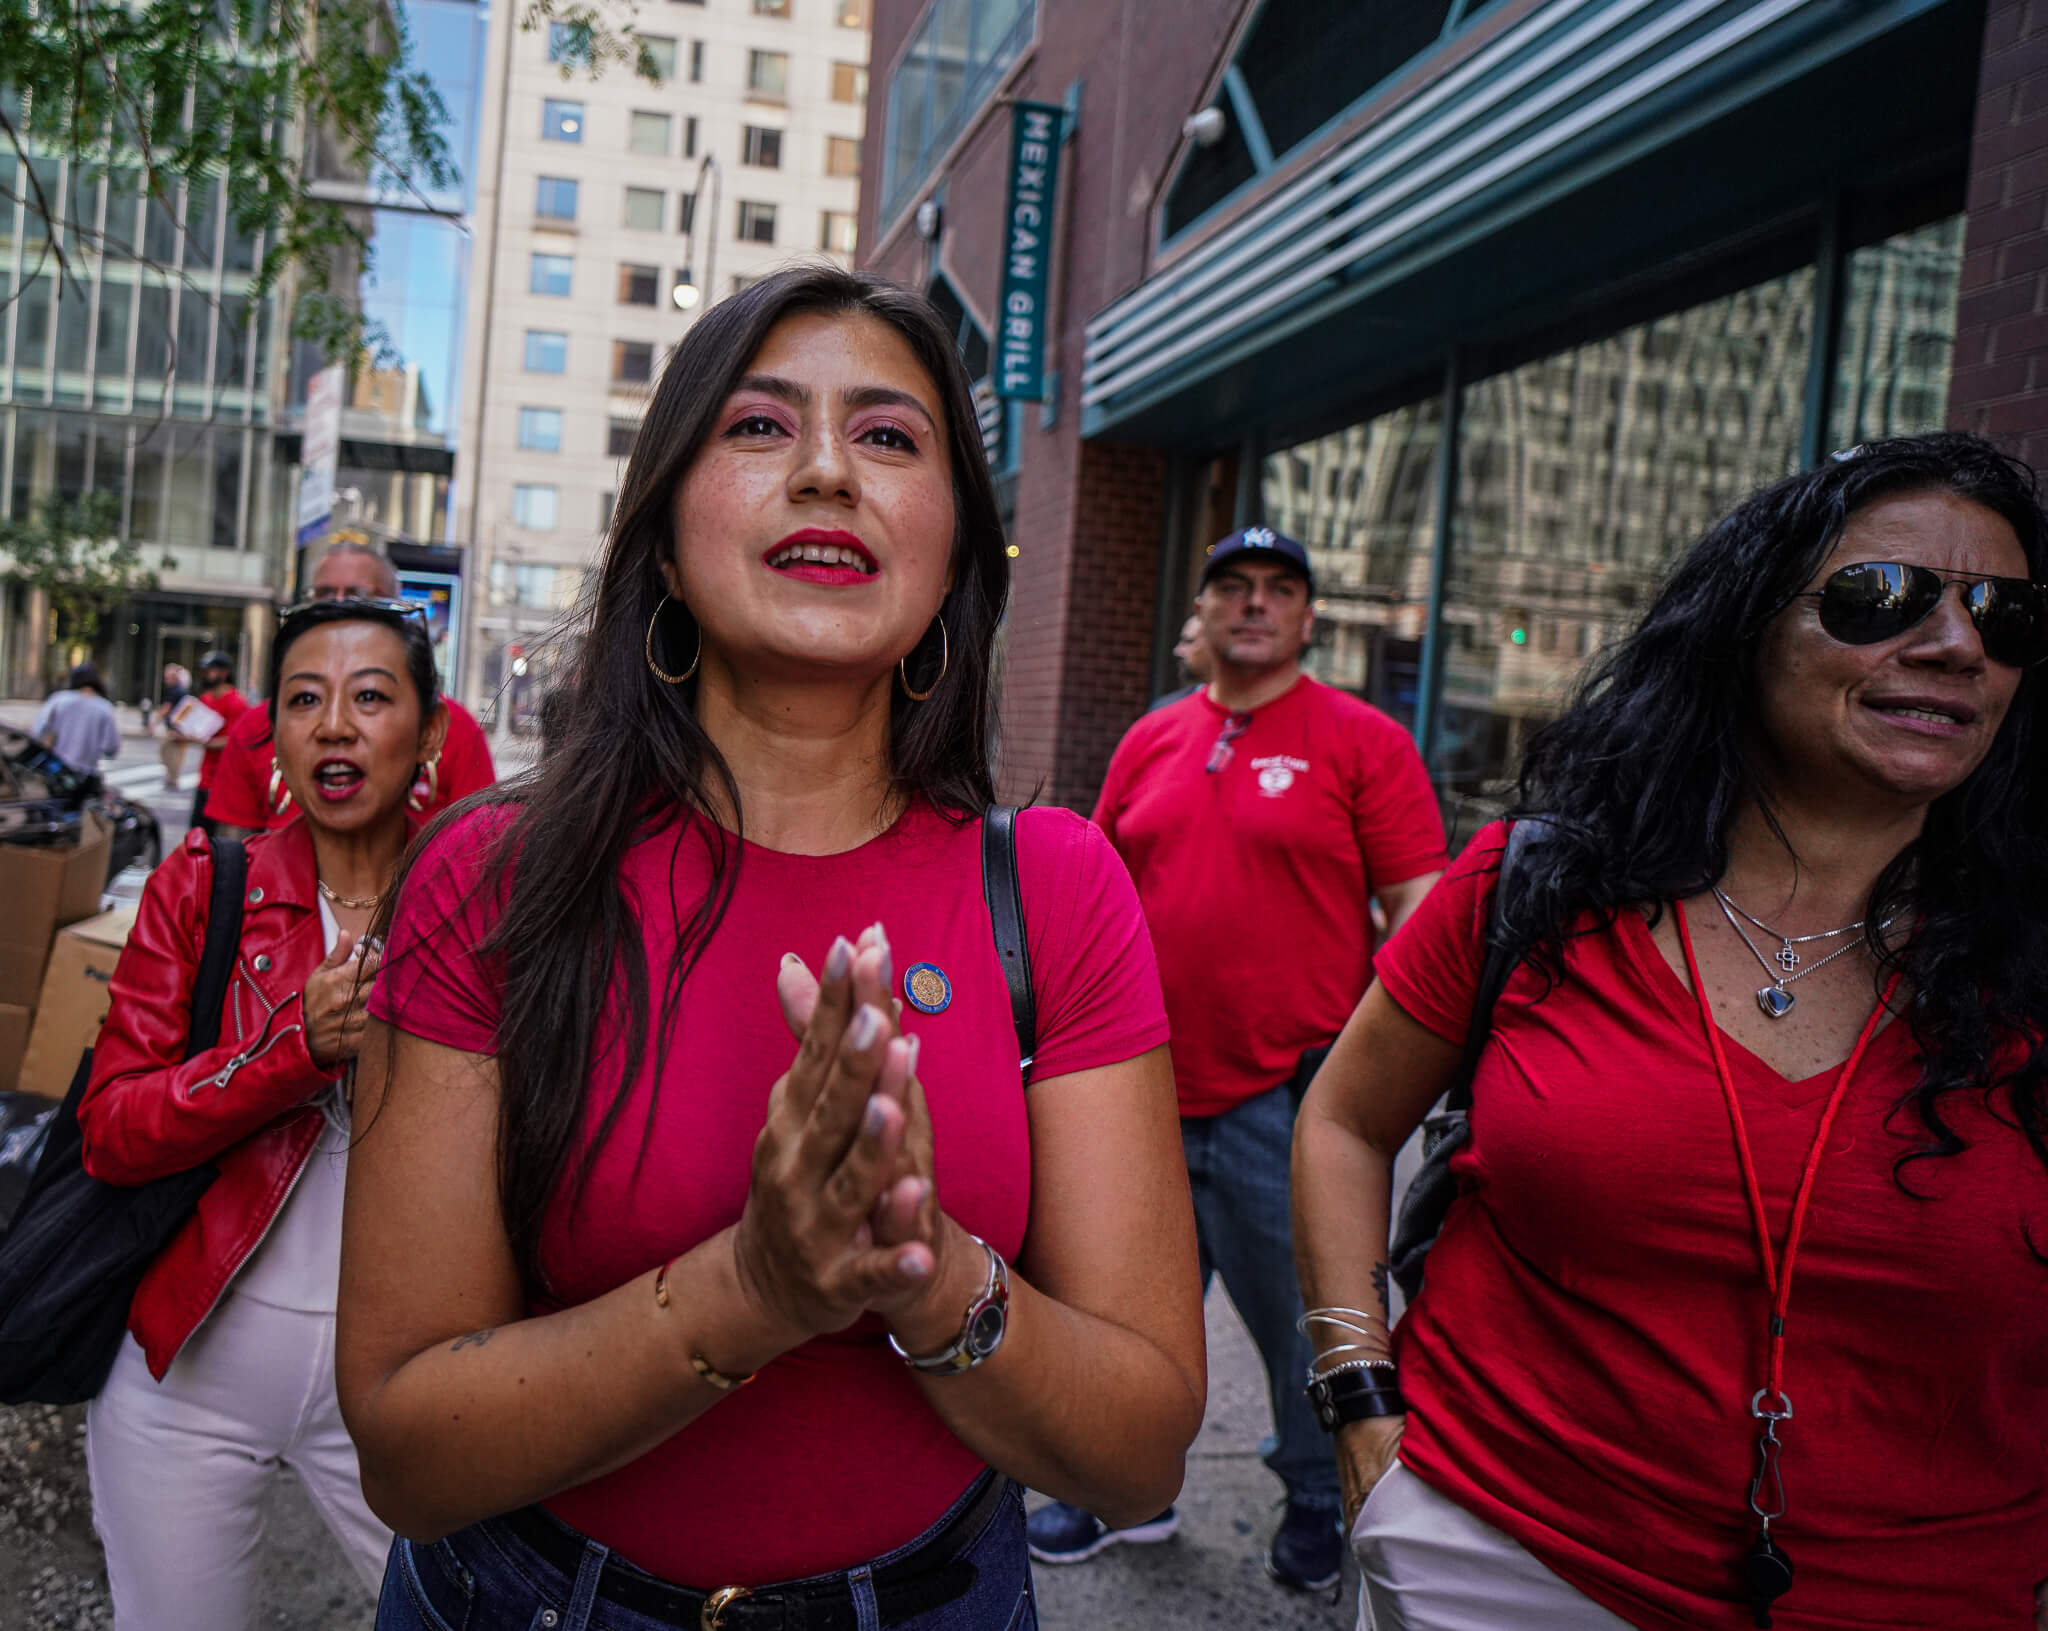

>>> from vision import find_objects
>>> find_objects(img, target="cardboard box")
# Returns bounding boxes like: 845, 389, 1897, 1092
0, 1002, 33, 1093
0, 812, 112, 1008
17, 907, 135, 1102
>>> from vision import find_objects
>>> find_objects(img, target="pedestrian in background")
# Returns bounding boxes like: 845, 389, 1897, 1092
205, 543, 495, 835
338, 266, 1203, 1631
77, 598, 448, 1630
34, 662, 122, 775
1294, 433, 2048, 1631
1050, 526, 1443, 1590
158, 663, 191, 791
1148, 612, 1213, 711
186, 650, 250, 836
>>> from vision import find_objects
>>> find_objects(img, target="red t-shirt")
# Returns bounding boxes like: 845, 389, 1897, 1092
1375, 822, 2048, 1631
370, 799, 1167, 1585
194, 687, 250, 790
204, 696, 496, 829
1093, 677, 1444, 1116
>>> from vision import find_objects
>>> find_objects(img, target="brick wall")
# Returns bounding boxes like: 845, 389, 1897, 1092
1951, 0, 2048, 461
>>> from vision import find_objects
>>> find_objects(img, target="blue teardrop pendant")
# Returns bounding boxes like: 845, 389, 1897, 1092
1757, 986, 1795, 1019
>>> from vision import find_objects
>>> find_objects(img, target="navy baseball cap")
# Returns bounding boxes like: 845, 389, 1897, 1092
1201, 525, 1314, 592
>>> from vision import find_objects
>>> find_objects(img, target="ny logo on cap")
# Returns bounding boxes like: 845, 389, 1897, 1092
1243, 526, 1276, 548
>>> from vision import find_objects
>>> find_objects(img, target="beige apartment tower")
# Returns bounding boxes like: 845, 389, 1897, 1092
454, 0, 871, 725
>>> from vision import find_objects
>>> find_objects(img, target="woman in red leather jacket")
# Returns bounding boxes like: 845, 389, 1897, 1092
78, 598, 446, 1631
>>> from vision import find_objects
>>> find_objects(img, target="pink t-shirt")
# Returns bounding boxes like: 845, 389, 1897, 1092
371, 798, 1167, 1585
1374, 822, 2048, 1631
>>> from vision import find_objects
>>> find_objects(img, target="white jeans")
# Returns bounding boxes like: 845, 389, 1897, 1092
86, 1293, 391, 1631
1353, 1462, 1637, 1631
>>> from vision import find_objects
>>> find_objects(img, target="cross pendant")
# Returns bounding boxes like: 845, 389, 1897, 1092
1775, 944, 1800, 975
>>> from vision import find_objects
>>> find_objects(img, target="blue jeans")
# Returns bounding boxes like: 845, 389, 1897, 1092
1182, 1081, 1341, 1507
376, 1471, 1036, 1631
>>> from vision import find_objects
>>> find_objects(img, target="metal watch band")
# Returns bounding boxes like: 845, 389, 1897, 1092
887, 1235, 1009, 1376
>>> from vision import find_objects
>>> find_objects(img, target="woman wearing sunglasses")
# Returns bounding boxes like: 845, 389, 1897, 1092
77, 599, 447, 1629
1293, 432, 2048, 1631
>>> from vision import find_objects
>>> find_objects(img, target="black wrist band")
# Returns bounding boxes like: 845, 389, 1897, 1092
1308, 1364, 1407, 1431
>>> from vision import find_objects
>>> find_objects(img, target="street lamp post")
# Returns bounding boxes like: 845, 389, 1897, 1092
673, 152, 720, 314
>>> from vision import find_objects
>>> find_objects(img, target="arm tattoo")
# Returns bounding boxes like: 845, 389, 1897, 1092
1371, 1261, 1390, 1319
449, 1328, 497, 1352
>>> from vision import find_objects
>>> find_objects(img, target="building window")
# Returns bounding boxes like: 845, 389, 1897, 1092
743, 125, 783, 168
731, 273, 762, 296
518, 407, 565, 451
640, 35, 678, 81
831, 62, 867, 102
684, 116, 700, 157
624, 186, 666, 230
820, 210, 857, 254
678, 191, 698, 234
524, 330, 568, 372
530, 253, 574, 296
1829, 215, 1964, 448
614, 340, 656, 384
837, 0, 867, 24
753, 0, 791, 13
618, 263, 660, 305
609, 418, 640, 457
630, 111, 671, 155
546, 22, 580, 62
690, 39, 705, 81
737, 200, 777, 244
512, 484, 559, 529
826, 135, 861, 177
535, 176, 579, 221
601, 491, 617, 532
542, 100, 584, 142
881, 0, 1034, 223
748, 48, 789, 101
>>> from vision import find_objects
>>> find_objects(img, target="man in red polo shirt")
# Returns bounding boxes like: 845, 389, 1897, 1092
1031, 527, 1445, 1589
207, 542, 496, 833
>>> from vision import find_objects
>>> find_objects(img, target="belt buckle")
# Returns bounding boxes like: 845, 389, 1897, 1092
702, 1584, 753, 1631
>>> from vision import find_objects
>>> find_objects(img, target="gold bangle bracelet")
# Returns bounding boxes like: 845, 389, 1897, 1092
654, 1258, 757, 1392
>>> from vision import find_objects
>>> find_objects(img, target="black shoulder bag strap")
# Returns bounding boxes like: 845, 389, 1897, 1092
1438, 818, 1542, 1120
186, 838, 248, 1059
981, 806, 1037, 1083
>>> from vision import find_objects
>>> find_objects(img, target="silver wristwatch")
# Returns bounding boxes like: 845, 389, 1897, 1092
887, 1235, 1010, 1376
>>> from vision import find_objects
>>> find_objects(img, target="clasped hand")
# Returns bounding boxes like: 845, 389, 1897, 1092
302, 931, 380, 1069
731, 926, 953, 1346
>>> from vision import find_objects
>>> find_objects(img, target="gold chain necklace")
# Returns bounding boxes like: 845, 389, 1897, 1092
318, 878, 384, 912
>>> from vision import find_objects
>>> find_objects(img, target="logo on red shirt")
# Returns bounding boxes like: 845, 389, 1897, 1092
1251, 754, 1309, 797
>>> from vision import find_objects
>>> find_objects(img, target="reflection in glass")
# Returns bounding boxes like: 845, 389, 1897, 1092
165, 424, 214, 546
135, 285, 172, 380
131, 424, 170, 540
96, 281, 134, 378
1831, 216, 1963, 448
15, 275, 53, 380
1438, 269, 1814, 822
1261, 399, 1443, 732
9, 413, 49, 519
213, 430, 244, 550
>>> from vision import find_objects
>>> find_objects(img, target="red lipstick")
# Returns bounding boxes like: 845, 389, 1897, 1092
762, 528, 879, 586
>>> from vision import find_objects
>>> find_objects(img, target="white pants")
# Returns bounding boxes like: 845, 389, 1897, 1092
86, 1293, 392, 1631
1354, 1462, 1636, 1631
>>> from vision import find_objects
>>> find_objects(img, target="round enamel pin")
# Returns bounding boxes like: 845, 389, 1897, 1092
903, 962, 952, 1015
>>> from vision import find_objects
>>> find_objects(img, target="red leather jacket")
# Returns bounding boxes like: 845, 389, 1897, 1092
78, 819, 337, 1378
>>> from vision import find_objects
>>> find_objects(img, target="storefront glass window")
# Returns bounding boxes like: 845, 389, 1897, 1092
1260, 398, 1443, 732
1435, 267, 1814, 827
1830, 215, 1963, 449
879, 0, 1035, 224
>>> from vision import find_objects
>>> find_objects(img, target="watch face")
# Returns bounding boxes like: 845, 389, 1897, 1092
967, 1303, 1006, 1355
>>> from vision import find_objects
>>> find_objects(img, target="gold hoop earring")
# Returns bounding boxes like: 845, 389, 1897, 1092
266, 764, 293, 818
898, 619, 948, 702
646, 594, 701, 684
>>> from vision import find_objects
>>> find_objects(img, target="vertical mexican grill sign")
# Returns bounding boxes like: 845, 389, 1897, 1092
996, 102, 1065, 400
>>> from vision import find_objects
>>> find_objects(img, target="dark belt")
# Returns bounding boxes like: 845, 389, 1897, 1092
500, 1471, 1007, 1631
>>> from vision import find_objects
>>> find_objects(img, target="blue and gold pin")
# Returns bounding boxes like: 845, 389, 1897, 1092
903, 962, 952, 1015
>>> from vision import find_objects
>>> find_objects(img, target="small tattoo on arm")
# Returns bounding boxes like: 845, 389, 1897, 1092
1371, 1261, 1390, 1317
449, 1328, 497, 1352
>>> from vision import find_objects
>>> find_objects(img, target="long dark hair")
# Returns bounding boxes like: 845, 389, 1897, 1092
396, 265, 1009, 1287
1502, 432, 2048, 1199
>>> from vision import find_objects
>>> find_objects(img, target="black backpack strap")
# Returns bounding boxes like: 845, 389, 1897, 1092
981, 806, 1037, 1082
1442, 817, 1547, 1115
185, 839, 247, 1061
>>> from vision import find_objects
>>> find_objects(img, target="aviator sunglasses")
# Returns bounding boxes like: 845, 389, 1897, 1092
1799, 561, 2048, 668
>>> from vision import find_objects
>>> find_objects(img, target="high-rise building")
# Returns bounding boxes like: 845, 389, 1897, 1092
453, 0, 871, 729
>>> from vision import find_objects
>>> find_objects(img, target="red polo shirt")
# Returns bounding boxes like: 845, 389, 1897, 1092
1093, 676, 1444, 1116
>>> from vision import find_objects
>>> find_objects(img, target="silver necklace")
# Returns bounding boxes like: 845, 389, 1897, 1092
1711, 889, 1877, 1019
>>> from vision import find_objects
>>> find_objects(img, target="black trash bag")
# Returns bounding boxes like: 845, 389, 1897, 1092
0, 1092, 59, 1232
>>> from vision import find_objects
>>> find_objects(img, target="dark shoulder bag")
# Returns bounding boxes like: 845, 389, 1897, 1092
0, 838, 248, 1404
982, 806, 1037, 1081
1387, 819, 1544, 1304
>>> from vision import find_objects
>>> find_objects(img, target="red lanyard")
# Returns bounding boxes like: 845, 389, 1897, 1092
1673, 899, 1898, 1409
